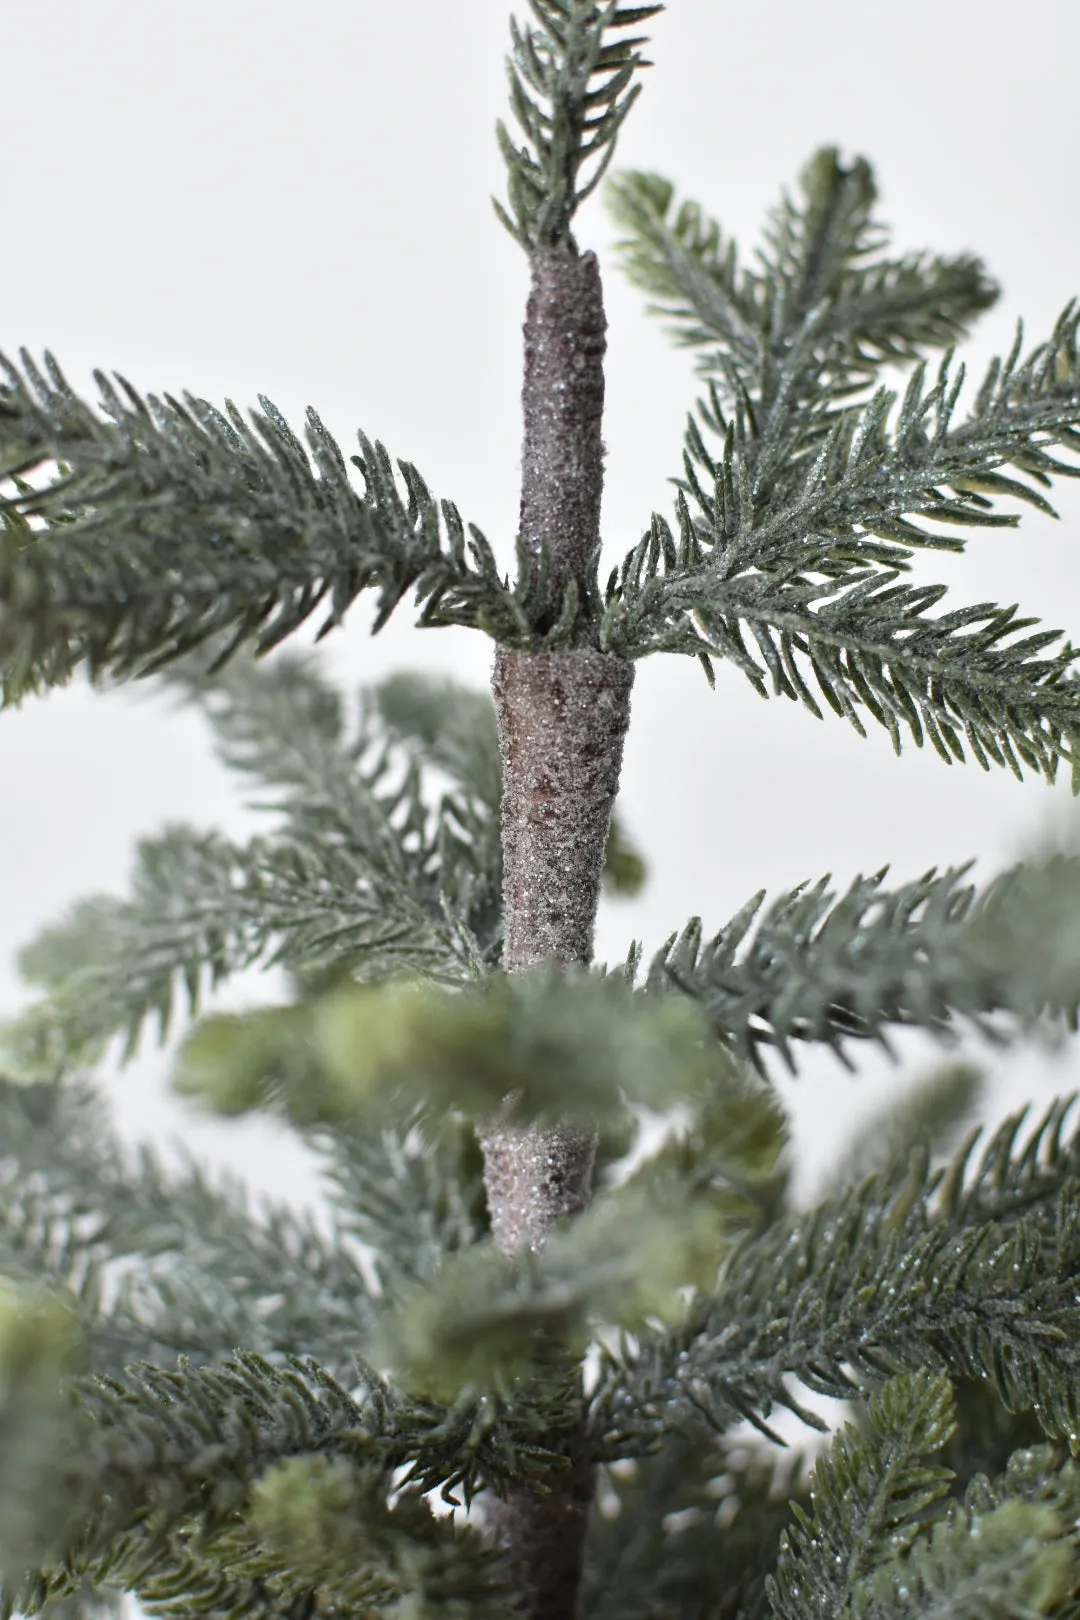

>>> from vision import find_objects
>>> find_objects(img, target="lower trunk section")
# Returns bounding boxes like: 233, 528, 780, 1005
475, 1113, 599, 1616
482, 644, 633, 1615
485, 1459, 597, 1620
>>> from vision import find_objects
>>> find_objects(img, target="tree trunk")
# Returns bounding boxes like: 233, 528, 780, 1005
479, 248, 634, 1616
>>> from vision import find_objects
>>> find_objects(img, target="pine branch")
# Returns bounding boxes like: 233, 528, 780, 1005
0, 659, 517, 1082
170, 965, 731, 1142
669, 306, 1080, 573
0, 653, 651, 1090
0, 1286, 87, 1594
0, 1076, 379, 1381
853, 1447, 1080, 1619
626, 853, 1080, 1075
371, 669, 503, 811
598, 226, 1080, 774
0, 352, 575, 704
586, 1099, 1080, 1459
193, 1454, 512, 1620
768, 1370, 1079, 1620
0, 1353, 398, 1614
376, 1176, 735, 1408
0, 1345, 608, 1614
308, 1102, 491, 1296
768, 1369, 957, 1620
72, 1531, 321, 1620
603, 148, 1000, 575
603, 148, 1000, 607
495, 2, 664, 253
170, 651, 505, 965
95, 1159, 379, 1383
582, 1433, 807, 1620
171, 650, 505, 961
613, 550, 1080, 784
0, 829, 277, 1080
615, 1060, 789, 1237
604, 151, 997, 409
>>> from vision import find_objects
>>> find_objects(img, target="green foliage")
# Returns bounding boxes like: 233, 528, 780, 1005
586, 1097, 1080, 1457
768, 1369, 958, 1618
602, 813, 647, 896
0, 1350, 450, 1617
495, 2, 664, 253
171, 964, 735, 1135
768, 1370, 1079, 1620
0, 1339, 615, 1618
604, 152, 998, 402
309, 1097, 633, 1308
10, 1067, 1080, 1618
0, 1282, 86, 1581
0, 658, 643, 1087
0, 1074, 379, 1382
8, 8, 1080, 1620
370, 669, 502, 812
861, 1496, 1075, 1618
582, 1435, 809, 1620
376, 1175, 735, 1404
600, 155, 1080, 784
616, 1062, 788, 1235
214, 1452, 512, 1619
310, 1102, 491, 1297
0, 356, 591, 705
627, 853, 1080, 1075
0, 659, 502, 1083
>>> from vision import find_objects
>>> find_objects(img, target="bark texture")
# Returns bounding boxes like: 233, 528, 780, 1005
518, 248, 607, 630
494, 645, 634, 974
479, 245, 634, 1619
476, 1098, 598, 1259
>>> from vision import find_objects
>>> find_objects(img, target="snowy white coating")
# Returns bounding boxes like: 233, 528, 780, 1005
474, 1094, 598, 1259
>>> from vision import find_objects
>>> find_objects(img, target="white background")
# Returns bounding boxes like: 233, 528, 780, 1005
4, 0, 1080, 1217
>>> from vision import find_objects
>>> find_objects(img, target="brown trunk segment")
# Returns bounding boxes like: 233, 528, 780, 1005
479, 246, 633, 1617
518, 248, 607, 630
494, 646, 635, 976
481, 646, 633, 1618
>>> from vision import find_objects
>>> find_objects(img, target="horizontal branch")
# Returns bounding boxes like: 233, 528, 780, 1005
623, 854, 1080, 1074
0, 1354, 400, 1614
0, 824, 480, 1084
0, 1074, 379, 1382
0, 353, 585, 702
586, 1098, 1080, 1457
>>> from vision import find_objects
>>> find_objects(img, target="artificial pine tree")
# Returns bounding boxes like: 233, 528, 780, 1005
9, 1, 1080, 1616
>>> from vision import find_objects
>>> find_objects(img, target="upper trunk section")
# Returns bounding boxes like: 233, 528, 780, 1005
494, 644, 634, 973
519, 248, 607, 634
